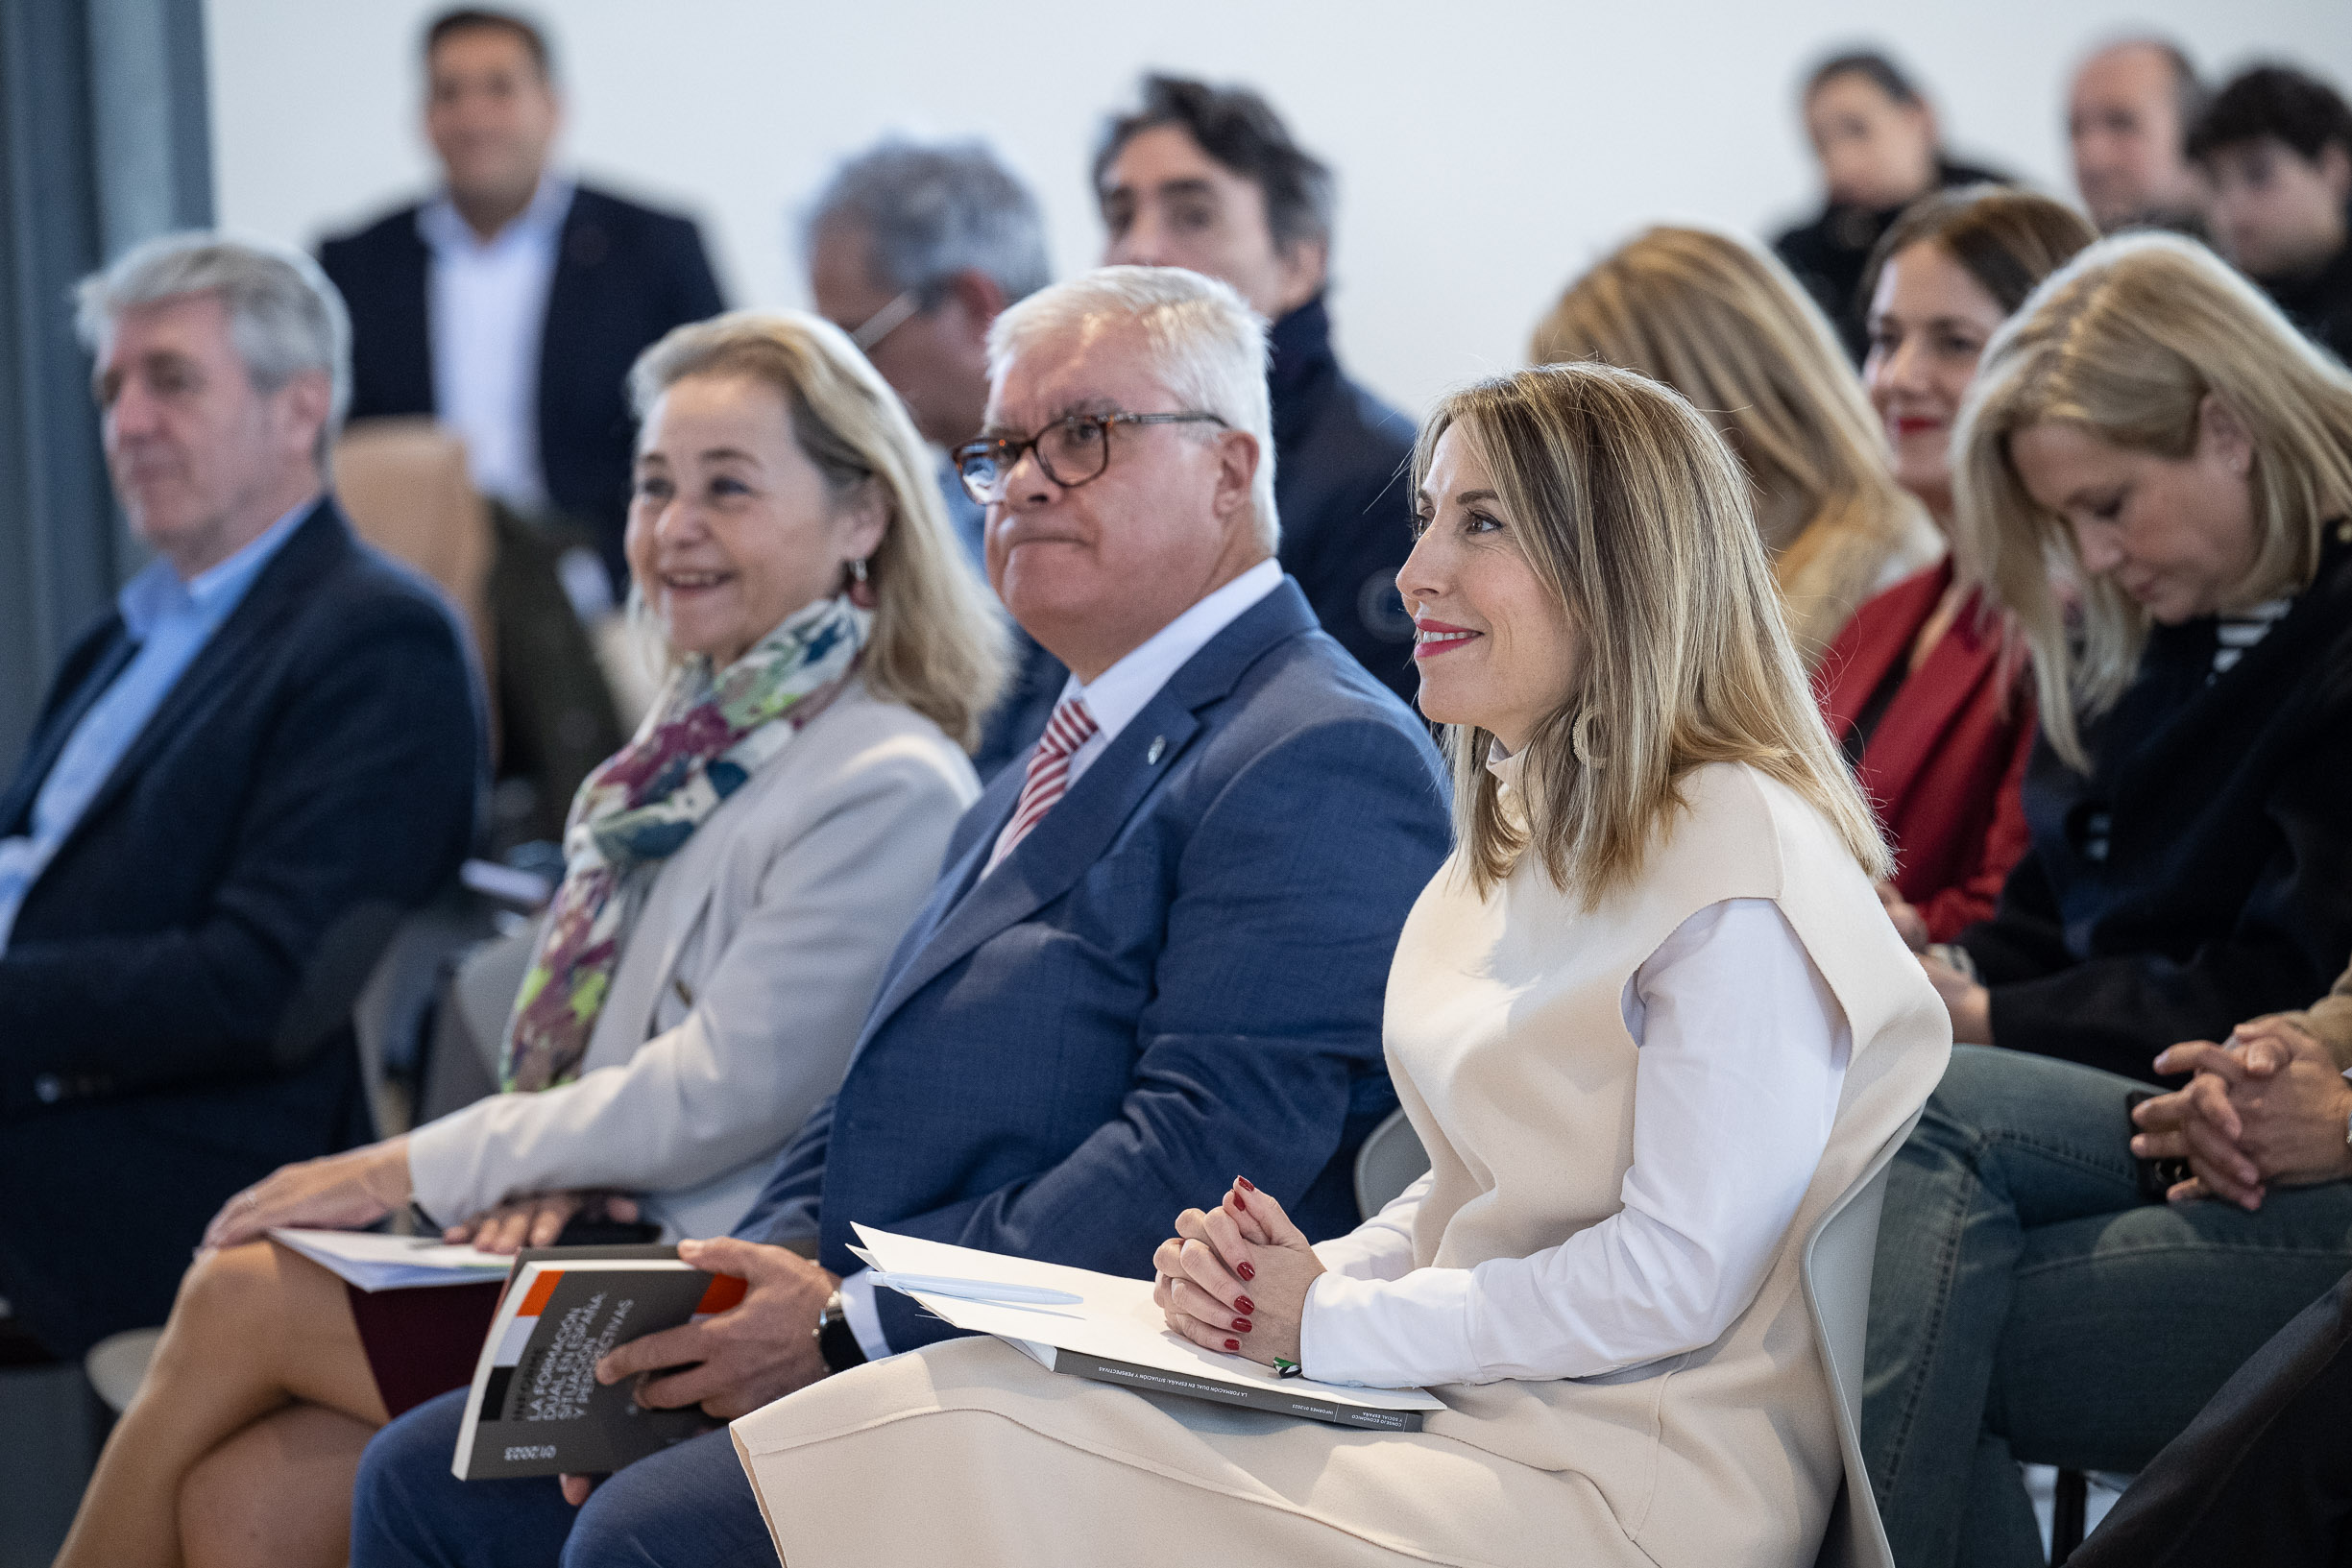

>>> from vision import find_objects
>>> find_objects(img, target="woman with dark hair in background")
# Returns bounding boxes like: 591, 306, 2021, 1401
1774, 51, 2008, 360
1817, 187, 2097, 947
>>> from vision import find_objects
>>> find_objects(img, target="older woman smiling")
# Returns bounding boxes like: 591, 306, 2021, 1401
55, 311, 1005, 1568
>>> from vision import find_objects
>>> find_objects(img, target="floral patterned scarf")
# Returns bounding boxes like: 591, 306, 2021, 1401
498, 593, 870, 1091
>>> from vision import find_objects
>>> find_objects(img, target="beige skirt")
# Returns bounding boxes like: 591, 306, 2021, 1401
730, 1338, 1650, 1568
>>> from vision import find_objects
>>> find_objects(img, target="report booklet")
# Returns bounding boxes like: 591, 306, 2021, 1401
450, 1248, 746, 1480
269, 1227, 514, 1291
843, 1225, 1442, 1431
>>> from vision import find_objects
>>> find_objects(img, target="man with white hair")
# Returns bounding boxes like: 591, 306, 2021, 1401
352, 266, 1448, 1568
0, 233, 482, 1357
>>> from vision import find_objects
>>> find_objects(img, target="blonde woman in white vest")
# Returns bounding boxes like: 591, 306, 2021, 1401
731, 362, 1951, 1567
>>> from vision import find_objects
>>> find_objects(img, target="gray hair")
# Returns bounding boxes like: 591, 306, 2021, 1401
805, 138, 1052, 308
989, 265, 1278, 551
75, 230, 352, 468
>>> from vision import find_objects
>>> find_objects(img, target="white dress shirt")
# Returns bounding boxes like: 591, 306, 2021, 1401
1057, 557, 1284, 788
837, 557, 1287, 1358
419, 175, 573, 509
1301, 896, 1850, 1387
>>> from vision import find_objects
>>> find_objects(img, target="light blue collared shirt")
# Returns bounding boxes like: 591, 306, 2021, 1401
0, 500, 314, 953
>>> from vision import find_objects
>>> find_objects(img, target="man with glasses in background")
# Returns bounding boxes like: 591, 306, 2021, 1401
803, 138, 1064, 774
352, 265, 1448, 1568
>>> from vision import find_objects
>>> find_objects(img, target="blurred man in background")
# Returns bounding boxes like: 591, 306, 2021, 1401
2192, 63, 2352, 361
2068, 36, 2210, 234
803, 138, 1065, 777
320, 6, 723, 598
1096, 75, 1420, 706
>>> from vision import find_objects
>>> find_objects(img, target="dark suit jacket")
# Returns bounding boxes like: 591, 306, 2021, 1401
318, 182, 725, 587
0, 501, 484, 1354
1816, 560, 2036, 943
734, 579, 1450, 1350
1960, 527, 2352, 1083
1269, 298, 1421, 706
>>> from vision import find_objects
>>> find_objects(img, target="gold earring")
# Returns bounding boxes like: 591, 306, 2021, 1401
1571, 710, 1605, 770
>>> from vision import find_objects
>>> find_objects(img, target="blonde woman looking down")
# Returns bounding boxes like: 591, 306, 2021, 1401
730, 363, 1949, 1568
54, 310, 1005, 1568
1532, 225, 1940, 665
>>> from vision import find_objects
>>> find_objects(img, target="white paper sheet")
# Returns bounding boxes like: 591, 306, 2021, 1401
850, 1224, 1442, 1414
269, 1227, 515, 1291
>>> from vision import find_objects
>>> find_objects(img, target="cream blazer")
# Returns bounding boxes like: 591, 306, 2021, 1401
407, 679, 978, 1241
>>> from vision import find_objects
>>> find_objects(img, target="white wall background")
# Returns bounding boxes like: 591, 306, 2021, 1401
206, 0, 2352, 417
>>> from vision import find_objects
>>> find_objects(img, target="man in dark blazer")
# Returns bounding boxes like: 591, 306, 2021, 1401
1096, 75, 1422, 706
351, 268, 1448, 1568
317, 8, 724, 590
0, 234, 482, 1358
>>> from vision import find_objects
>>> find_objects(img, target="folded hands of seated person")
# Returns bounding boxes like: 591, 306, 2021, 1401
2131, 1017, 2352, 1211
1154, 1178, 1325, 1369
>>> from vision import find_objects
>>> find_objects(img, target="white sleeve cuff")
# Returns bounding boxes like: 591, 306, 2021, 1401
836, 1267, 893, 1362
1299, 1266, 1481, 1388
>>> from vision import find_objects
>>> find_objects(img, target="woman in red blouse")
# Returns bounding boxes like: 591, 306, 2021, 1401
1818, 187, 2096, 944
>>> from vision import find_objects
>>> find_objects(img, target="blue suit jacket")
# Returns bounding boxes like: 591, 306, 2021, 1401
734, 579, 1449, 1350
0, 502, 484, 1354
318, 184, 725, 588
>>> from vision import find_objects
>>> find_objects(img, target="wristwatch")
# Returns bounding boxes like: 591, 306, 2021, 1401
813, 1290, 867, 1375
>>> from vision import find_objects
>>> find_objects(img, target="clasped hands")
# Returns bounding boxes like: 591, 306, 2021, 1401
2130, 1015, 2352, 1210
1153, 1176, 1325, 1368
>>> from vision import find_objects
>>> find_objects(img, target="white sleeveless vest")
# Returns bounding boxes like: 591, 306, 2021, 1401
1385, 761, 1950, 1564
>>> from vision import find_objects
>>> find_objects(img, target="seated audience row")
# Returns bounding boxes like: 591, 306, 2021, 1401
1863, 234, 2352, 1568
53, 307, 1000, 1567
58, 263, 1451, 1568
17, 12, 2352, 1563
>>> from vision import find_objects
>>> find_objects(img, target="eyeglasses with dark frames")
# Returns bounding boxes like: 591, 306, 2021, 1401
951, 411, 1230, 504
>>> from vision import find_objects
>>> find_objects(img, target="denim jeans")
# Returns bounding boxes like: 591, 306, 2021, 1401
350, 1387, 775, 1568
1862, 1045, 2352, 1568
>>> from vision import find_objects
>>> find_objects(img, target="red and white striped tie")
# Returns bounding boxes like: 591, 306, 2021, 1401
984, 695, 1099, 874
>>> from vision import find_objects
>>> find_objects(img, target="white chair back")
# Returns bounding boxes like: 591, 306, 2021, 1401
1804, 1109, 1920, 1568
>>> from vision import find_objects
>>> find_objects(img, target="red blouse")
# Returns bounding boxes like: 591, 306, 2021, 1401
1815, 560, 2036, 943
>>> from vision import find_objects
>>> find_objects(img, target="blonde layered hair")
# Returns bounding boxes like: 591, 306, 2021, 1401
1952, 233, 2352, 768
629, 310, 1008, 749
1530, 226, 1932, 662
1430, 363, 1890, 898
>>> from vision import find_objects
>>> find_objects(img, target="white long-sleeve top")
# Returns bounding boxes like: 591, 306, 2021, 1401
1301, 897, 1849, 1387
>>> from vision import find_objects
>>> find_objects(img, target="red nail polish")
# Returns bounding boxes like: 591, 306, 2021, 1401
1235, 1176, 1255, 1191
1233, 1193, 1249, 1212
1237, 1261, 1255, 1281
1233, 1317, 1252, 1332
1235, 1295, 1255, 1314
1224, 1339, 1240, 1351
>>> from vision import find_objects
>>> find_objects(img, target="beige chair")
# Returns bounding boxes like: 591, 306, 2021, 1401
333, 417, 497, 706
1804, 1111, 1919, 1568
